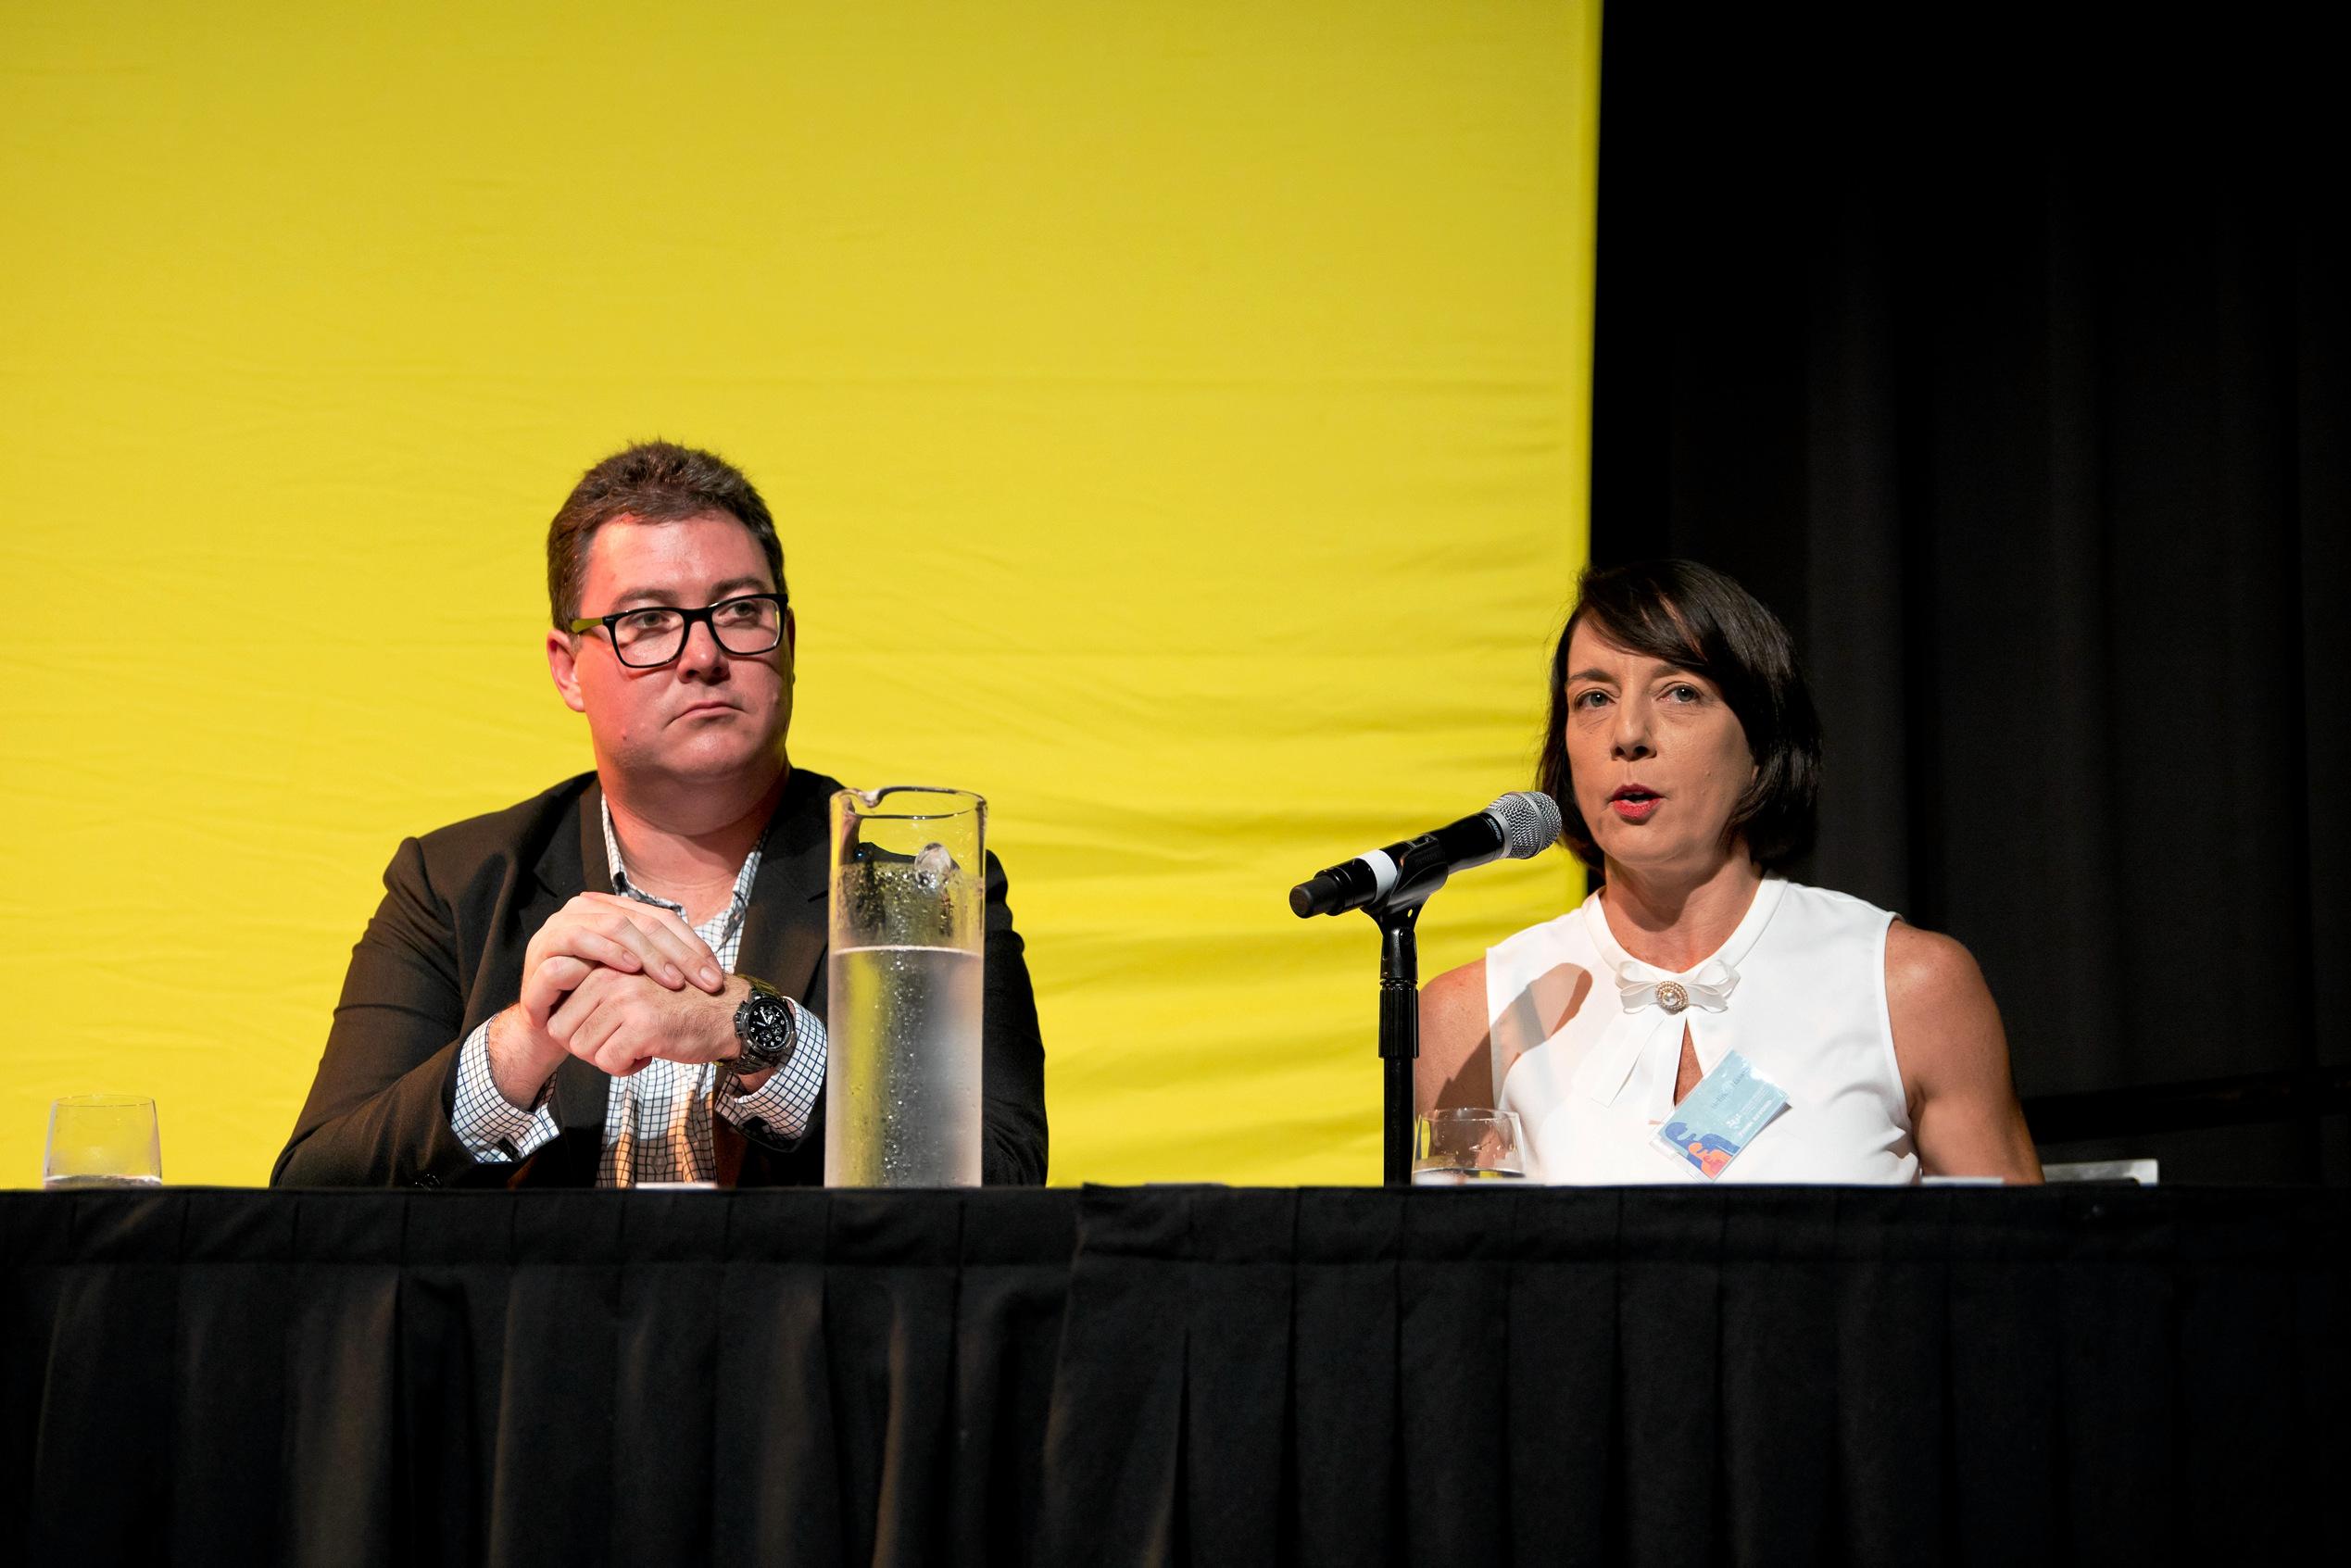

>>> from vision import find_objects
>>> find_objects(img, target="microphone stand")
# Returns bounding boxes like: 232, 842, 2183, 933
1292, 795, 1560, 1185
1372, 898, 1425, 1186
1364, 842, 1457, 1186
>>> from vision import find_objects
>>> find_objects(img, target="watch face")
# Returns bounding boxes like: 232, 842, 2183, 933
737, 988, 794, 1068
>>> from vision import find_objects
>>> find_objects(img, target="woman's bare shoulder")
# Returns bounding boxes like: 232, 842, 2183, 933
1421, 960, 1491, 1060
1882, 918, 2004, 1097
1423, 957, 1488, 1014
1881, 920, 2041, 1181
1415, 959, 1492, 1112
1883, 920, 1993, 1015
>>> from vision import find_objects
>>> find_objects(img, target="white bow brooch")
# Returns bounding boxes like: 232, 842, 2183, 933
1615, 957, 1740, 1015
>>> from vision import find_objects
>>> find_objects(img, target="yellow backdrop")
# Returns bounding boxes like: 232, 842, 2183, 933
0, 1, 1598, 1185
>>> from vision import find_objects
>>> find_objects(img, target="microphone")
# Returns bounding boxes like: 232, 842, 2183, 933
1289, 791, 1563, 918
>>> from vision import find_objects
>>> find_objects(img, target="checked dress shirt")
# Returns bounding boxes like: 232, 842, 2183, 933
447, 797, 826, 1185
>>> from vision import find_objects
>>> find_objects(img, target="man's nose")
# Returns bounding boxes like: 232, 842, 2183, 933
676, 618, 728, 675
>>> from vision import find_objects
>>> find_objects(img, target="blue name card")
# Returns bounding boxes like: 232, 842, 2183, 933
1654, 1050, 1791, 1180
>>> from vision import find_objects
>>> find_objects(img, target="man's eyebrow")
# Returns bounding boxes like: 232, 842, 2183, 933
707, 577, 773, 599
605, 578, 773, 611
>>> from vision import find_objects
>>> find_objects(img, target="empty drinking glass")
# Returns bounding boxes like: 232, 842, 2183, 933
44, 1095, 161, 1189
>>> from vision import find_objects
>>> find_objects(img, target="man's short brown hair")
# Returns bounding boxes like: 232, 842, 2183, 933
546, 441, 786, 627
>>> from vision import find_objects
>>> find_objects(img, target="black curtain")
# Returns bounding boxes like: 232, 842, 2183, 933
1590, 7, 2348, 1181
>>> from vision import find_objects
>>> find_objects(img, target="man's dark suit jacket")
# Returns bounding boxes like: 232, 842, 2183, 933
272, 767, 1048, 1187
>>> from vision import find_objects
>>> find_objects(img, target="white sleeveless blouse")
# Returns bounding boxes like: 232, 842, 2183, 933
1487, 878, 1919, 1184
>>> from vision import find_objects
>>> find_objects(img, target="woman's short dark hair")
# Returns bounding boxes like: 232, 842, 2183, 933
547, 441, 785, 627
1536, 559, 1821, 872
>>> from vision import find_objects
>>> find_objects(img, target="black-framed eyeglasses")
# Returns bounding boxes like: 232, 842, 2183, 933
568, 593, 788, 669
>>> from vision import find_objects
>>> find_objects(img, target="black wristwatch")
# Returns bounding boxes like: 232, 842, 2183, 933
723, 978, 798, 1080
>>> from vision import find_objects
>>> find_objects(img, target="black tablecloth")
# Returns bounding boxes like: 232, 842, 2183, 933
5, 1185, 2344, 1567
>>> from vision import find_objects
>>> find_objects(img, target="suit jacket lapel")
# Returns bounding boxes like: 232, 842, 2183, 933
735, 766, 836, 1007
534, 778, 613, 1145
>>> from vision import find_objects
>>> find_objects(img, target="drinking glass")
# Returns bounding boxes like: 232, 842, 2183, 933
44, 1095, 162, 1189
1412, 1108, 1528, 1185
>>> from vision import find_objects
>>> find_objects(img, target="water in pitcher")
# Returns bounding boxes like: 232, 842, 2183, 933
825, 944, 983, 1185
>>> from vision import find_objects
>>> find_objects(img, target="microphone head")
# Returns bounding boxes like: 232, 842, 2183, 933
1485, 790, 1563, 859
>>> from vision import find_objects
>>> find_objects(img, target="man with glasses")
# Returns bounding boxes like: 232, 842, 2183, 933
274, 441, 1048, 1187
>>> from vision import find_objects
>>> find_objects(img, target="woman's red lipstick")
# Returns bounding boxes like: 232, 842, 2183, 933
1607, 783, 1663, 822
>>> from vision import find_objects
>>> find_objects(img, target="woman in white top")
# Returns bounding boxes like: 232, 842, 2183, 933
1418, 560, 2040, 1184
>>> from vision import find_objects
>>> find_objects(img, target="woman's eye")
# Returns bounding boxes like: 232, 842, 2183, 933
1666, 684, 1702, 703
1571, 689, 1609, 709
